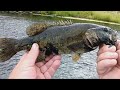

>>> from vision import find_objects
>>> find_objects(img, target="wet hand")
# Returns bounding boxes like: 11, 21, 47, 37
9, 43, 61, 79
97, 40, 120, 79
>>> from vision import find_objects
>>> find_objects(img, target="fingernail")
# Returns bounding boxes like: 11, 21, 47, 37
32, 43, 39, 50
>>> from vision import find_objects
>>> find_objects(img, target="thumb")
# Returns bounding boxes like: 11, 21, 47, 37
20, 43, 39, 66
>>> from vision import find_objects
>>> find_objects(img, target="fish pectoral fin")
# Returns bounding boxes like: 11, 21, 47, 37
72, 53, 81, 62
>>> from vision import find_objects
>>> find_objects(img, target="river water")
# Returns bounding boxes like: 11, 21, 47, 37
0, 15, 120, 79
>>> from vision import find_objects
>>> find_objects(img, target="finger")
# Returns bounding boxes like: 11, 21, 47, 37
97, 45, 116, 56
44, 72, 51, 79
18, 52, 28, 64
36, 62, 45, 67
45, 54, 54, 61
37, 73, 45, 79
99, 44, 105, 49
36, 54, 61, 67
36, 67, 45, 79
116, 40, 120, 50
15, 52, 28, 68
97, 52, 118, 62
21, 43, 40, 66
45, 60, 61, 78
40, 55, 61, 73
20, 52, 28, 61
116, 50, 120, 65
97, 59, 117, 75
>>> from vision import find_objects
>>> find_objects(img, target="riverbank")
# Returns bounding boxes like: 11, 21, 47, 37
43, 11, 120, 24
1, 11, 120, 24
33, 14, 120, 26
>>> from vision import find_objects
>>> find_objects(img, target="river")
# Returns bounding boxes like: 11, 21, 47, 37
0, 14, 120, 79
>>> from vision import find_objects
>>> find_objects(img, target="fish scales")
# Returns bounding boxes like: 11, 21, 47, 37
0, 23, 118, 62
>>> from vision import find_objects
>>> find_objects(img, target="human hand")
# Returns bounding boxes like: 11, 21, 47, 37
9, 43, 61, 79
97, 40, 120, 79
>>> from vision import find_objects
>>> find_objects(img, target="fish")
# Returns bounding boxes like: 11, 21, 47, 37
0, 22, 118, 62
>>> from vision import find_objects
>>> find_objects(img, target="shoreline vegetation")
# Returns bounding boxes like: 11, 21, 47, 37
0, 11, 120, 25
33, 14, 120, 26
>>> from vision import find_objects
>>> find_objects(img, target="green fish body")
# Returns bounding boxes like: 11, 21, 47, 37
0, 22, 118, 62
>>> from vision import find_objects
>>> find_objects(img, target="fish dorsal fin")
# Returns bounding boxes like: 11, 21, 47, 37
52, 19, 73, 26
26, 23, 49, 36
26, 20, 73, 36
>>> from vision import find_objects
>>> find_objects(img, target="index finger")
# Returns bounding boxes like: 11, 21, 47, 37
116, 40, 120, 50
40, 55, 61, 73
97, 45, 116, 56
44, 60, 61, 79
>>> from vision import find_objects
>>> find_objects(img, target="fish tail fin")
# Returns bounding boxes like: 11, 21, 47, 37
0, 38, 18, 62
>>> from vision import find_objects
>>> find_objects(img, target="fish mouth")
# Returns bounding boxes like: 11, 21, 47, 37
109, 30, 118, 45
